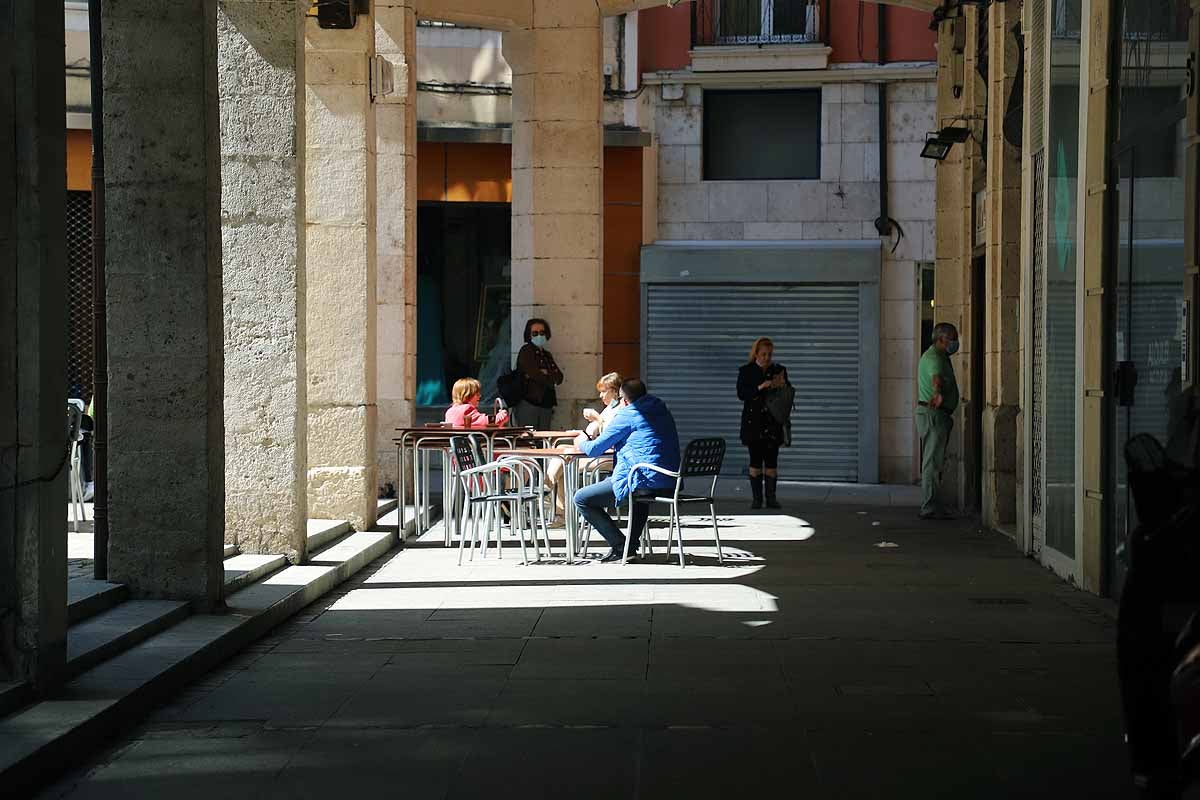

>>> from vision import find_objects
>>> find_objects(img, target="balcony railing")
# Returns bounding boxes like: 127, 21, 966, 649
691, 0, 826, 48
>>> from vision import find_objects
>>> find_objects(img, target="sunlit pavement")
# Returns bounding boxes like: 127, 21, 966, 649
40, 505, 1126, 799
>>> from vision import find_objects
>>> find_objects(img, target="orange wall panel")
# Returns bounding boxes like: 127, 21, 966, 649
603, 273, 641, 341
444, 143, 512, 203
603, 203, 642, 276
66, 129, 92, 192
603, 343, 640, 383
604, 146, 643, 204
417, 141, 447, 201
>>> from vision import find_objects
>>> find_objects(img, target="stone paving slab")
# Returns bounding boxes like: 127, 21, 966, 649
38, 505, 1128, 799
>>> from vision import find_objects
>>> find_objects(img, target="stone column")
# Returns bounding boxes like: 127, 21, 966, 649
505, 3, 605, 428
374, 0, 417, 493
103, 0, 225, 607
0, 1, 68, 685
982, 1, 1021, 529
932, 13, 972, 512
219, 0, 307, 563
1078, 0, 1116, 593
305, 9, 378, 530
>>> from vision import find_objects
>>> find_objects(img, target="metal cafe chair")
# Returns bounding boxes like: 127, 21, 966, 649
451, 437, 548, 565
624, 437, 726, 567
67, 400, 87, 533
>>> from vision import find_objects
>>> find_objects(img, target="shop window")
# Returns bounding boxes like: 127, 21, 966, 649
919, 262, 936, 351
1118, 85, 1182, 178
703, 89, 821, 181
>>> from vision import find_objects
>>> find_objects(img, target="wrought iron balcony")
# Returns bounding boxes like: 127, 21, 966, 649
691, 0, 826, 48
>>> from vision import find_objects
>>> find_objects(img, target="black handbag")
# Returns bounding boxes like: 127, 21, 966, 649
496, 368, 525, 408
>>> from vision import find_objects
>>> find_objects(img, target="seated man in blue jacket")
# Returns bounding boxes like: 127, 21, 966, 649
573, 378, 681, 563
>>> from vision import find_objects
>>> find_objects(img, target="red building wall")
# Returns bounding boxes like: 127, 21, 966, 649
638, 3, 692, 73
636, 1, 935, 72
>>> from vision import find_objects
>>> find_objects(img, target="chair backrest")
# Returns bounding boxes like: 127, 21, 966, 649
450, 436, 477, 472
66, 402, 83, 443
681, 437, 725, 478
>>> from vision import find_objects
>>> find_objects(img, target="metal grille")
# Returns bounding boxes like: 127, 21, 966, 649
1028, 0, 1046, 154
66, 190, 94, 401
645, 283, 863, 481
1030, 150, 1046, 521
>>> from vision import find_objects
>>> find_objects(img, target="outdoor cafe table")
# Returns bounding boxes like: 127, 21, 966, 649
393, 425, 530, 538
492, 445, 592, 562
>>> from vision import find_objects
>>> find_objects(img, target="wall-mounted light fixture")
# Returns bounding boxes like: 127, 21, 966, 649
308, 0, 369, 29
919, 125, 972, 161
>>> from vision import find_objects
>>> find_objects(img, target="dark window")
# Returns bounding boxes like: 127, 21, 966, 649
1117, 85, 1181, 178
703, 89, 821, 181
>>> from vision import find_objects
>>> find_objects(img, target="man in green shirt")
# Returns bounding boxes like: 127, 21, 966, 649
916, 322, 960, 519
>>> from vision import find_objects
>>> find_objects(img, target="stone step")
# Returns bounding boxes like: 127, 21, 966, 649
222, 553, 289, 594
377, 497, 398, 516
66, 579, 129, 626
0, 682, 32, 721
223, 544, 239, 559
65, 600, 191, 680
0, 521, 402, 795
307, 519, 351, 552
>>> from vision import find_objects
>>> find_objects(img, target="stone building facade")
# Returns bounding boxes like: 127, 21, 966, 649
638, 2, 937, 484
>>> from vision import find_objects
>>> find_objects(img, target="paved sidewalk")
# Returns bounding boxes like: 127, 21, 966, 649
39, 505, 1126, 799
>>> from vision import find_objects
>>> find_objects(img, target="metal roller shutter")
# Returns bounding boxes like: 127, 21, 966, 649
645, 283, 862, 481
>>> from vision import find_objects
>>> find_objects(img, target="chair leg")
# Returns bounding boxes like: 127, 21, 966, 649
710, 502, 724, 564
621, 498, 633, 565
664, 507, 673, 562
674, 509, 686, 568
457, 501, 472, 566
643, 506, 654, 557
538, 498, 551, 560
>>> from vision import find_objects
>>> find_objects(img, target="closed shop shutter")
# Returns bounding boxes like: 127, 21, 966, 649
645, 283, 863, 482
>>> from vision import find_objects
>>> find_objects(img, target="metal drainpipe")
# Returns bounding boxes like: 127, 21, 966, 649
88, 0, 108, 581
873, 1, 893, 238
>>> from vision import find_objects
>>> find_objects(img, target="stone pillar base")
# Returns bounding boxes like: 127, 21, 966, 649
983, 403, 1019, 528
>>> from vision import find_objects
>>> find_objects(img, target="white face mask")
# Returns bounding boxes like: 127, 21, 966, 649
531, 334, 548, 348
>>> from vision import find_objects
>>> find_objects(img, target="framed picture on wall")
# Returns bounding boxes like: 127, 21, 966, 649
474, 284, 511, 362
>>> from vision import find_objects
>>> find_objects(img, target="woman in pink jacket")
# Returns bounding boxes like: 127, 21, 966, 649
444, 378, 509, 428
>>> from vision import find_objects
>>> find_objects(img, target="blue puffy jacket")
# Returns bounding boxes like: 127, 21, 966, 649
579, 394, 681, 503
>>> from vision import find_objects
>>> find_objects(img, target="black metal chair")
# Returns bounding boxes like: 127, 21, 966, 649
625, 437, 726, 567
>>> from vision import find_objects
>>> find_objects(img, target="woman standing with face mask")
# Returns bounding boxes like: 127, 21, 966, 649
514, 317, 564, 430
737, 336, 790, 509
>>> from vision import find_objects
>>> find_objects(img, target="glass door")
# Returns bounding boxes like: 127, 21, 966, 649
1106, 0, 1191, 597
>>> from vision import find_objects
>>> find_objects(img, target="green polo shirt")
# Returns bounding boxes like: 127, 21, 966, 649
918, 345, 959, 414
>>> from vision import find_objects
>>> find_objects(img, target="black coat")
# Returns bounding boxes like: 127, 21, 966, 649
738, 362, 788, 446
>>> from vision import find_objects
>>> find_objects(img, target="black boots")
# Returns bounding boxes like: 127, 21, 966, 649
765, 476, 781, 509
750, 475, 764, 509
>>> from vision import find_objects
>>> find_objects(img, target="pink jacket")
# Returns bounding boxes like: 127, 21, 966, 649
444, 403, 508, 429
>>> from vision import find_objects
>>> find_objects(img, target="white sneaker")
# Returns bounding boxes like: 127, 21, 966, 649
82, 482, 94, 502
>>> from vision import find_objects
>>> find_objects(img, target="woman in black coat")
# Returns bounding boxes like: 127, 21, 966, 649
737, 336, 789, 509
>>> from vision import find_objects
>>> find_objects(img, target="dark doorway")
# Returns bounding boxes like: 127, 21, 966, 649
970, 254, 986, 513
416, 202, 511, 410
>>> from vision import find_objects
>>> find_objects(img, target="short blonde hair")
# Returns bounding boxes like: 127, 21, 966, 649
452, 378, 482, 405
595, 372, 623, 393
748, 337, 774, 363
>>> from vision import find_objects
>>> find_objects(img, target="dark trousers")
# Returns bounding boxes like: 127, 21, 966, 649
574, 478, 649, 554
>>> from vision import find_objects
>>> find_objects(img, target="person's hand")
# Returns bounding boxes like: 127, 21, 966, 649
582, 408, 600, 423
494, 409, 510, 425
758, 380, 772, 391
930, 394, 943, 410
571, 431, 589, 449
